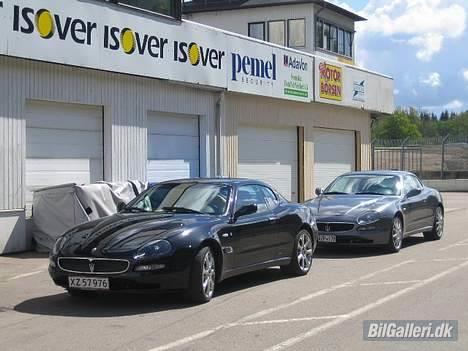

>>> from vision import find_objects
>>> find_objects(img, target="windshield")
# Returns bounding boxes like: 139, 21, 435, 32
128, 183, 231, 215
325, 175, 402, 196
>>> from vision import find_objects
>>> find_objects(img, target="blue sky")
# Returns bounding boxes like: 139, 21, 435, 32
334, 0, 468, 114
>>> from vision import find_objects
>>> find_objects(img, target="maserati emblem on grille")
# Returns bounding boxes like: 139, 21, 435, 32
325, 224, 331, 232
88, 260, 95, 273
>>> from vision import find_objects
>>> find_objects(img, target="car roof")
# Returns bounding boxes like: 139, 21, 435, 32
153, 178, 271, 187
341, 171, 416, 177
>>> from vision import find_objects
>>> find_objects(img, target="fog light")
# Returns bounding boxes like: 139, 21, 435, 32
134, 264, 165, 272
49, 256, 57, 268
357, 226, 377, 232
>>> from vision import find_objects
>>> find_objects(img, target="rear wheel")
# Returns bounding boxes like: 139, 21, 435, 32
281, 229, 314, 276
424, 206, 444, 241
186, 247, 216, 304
386, 216, 403, 253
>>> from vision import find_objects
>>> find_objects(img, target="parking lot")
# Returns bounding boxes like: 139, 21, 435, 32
0, 192, 466, 351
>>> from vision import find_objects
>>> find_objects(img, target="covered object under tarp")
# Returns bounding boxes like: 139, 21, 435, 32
32, 181, 147, 252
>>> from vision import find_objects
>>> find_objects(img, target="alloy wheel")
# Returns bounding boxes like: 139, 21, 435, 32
435, 207, 444, 238
297, 230, 313, 272
392, 217, 403, 250
201, 250, 215, 299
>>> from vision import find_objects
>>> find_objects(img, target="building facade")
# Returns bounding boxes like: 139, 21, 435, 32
0, 0, 393, 253
183, 0, 366, 65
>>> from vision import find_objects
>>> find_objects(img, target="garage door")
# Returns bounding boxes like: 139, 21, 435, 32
314, 129, 355, 190
26, 101, 104, 205
147, 112, 200, 183
238, 125, 298, 202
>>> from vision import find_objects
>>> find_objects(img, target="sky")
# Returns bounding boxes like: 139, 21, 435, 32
330, 0, 468, 114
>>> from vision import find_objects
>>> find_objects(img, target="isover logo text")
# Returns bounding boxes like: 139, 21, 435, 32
231, 53, 277, 86
12, 5, 225, 70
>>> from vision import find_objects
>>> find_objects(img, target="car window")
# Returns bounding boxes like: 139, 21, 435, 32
235, 185, 269, 214
404, 175, 421, 194
326, 175, 402, 196
131, 183, 231, 215
260, 186, 279, 210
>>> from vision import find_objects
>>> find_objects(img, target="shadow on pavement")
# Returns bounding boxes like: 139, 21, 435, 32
14, 268, 291, 317
315, 234, 428, 259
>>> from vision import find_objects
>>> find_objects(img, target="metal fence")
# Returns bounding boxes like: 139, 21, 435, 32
372, 136, 468, 179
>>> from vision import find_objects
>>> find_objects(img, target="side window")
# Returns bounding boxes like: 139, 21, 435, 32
235, 185, 269, 215
404, 176, 420, 194
260, 186, 279, 210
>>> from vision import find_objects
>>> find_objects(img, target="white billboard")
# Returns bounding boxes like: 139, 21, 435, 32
2, 0, 227, 87
227, 35, 313, 102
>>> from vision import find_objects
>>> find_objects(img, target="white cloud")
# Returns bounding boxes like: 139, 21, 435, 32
444, 99, 463, 109
421, 72, 441, 87
359, 0, 466, 61
394, 89, 400, 95
463, 69, 468, 82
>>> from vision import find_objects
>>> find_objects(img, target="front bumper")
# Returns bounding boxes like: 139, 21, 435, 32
48, 256, 191, 292
316, 219, 393, 247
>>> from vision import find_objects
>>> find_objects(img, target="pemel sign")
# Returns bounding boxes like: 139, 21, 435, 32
231, 53, 277, 82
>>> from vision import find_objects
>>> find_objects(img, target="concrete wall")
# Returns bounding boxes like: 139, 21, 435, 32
424, 179, 468, 192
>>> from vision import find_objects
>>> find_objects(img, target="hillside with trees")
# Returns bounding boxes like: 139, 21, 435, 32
372, 108, 468, 140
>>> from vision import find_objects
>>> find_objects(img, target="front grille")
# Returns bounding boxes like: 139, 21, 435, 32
317, 222, 355, 233
58, 257, 130, 274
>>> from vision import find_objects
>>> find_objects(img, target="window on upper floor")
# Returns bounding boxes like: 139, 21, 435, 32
268, 20, 286, 46
316, 18, 353, 58
288, 19, 306, 48
248, 22, 266, 41
109, 0, 182, 19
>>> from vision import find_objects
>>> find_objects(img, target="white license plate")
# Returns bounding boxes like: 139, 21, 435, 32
318, 234, 337, 243
68, 276, 109, 290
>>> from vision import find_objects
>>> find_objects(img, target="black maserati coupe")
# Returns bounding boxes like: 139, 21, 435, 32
306, 171, 444, 253
49, 179, 318, 303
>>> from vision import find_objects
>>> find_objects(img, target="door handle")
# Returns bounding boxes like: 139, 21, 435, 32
269, 217, 278, 223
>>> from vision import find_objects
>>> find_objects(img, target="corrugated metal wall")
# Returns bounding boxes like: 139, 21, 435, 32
0, 56, 218, 210
222, 92, 371, 199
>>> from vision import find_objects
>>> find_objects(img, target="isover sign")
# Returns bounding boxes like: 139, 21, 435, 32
5, 0, 227, 87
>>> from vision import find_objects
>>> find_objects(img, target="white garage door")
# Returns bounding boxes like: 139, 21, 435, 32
238, 125, 298, 202
147, 112, 200, 183
314, 129, 355, 190
26, 101, 104, 205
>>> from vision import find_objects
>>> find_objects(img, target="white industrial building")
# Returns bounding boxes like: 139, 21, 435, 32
0, 0, 394, 253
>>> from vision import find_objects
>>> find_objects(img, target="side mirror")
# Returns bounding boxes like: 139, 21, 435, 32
233, 204, 258, 221
117, 202, 126, 212
315, 187, 324, 196
406, 188, 422, 198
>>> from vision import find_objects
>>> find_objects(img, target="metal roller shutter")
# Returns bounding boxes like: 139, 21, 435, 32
25, 100, 104, 207
147, 112, 200, 183
313, 128, 356, 190
238, 125, 298, 202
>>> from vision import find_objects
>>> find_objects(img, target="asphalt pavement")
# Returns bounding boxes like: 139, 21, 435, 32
0, 192, 467, 351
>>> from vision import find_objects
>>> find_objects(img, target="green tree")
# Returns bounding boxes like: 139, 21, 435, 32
373, 111, 422, 139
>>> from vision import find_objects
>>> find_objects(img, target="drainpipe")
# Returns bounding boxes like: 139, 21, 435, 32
215, 91, 225, 177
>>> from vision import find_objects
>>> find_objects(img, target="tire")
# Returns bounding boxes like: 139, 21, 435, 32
185, 247, 216, 304
424, 206, 444, 241
281, 229, 314, 276
386, 216, 403, 253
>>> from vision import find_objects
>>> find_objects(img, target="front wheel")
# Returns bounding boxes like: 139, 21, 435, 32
424, 206, 444, 241
386, 216, 403, 253
281, 229, 314, 276
186, 247, 216, 304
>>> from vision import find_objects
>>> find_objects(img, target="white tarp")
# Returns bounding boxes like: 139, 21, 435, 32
32, 181, 147, 252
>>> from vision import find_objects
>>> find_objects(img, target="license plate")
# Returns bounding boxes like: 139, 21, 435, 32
68, 276, 109, 290
318, 234, 337, 243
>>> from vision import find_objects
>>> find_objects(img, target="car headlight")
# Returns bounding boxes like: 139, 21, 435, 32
134, 240, 172, 259
357, 211, 381, 225
52, 236, 67, 255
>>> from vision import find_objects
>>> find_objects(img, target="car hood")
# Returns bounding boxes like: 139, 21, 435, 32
308, 195, 398, 218
59, 212, 219, 256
